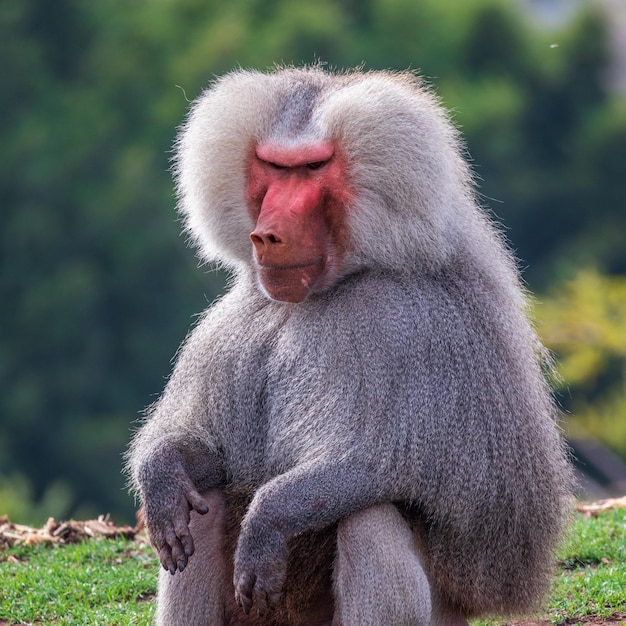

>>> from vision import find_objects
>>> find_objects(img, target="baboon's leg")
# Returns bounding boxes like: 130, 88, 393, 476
155, 489, 229, 626
332, 504, 432, 626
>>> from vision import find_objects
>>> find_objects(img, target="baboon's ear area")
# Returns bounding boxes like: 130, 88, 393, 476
172, 70, 285, 268
316, 71, 476, 273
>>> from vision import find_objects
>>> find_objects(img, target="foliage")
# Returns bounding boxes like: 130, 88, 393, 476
0, 510, 624, 625
537, 270, 626, 459
0, 473, 73, 525
0, 0, 625, 522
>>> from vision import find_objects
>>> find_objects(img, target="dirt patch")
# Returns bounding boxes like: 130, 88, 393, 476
575, 496, 626, 517
2, 497, 624, 548
0, 513, 142, 548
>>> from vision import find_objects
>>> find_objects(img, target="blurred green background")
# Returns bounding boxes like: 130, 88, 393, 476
1, 0, 625, 525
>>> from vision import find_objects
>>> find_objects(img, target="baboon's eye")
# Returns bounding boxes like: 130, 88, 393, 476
306, 161, 326, 170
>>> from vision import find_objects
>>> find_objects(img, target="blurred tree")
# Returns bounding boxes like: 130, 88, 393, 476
241, 1, 349, 65
462, 3, 531, 79
0, 0, 225, 522
554, 97, 626, 278
537, 270, 626, 459
500, 7, 620, 287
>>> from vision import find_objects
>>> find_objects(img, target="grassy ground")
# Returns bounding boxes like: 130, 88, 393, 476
0, 535, 156, 625
477, 507, 626, 625
0, 508, 624, 625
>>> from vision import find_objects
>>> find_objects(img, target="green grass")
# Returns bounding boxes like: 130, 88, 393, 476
548, 508, 626, 624
0, 536, 156, 625
0, 509, 624, 625
475, 507, 626, 625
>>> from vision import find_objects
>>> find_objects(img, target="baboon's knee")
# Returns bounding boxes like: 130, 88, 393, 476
333, 504, 432, 625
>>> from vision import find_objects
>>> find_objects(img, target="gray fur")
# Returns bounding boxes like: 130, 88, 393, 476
126, 67, 572, 624
155, 490, 229, 625
333, 504, 432, 625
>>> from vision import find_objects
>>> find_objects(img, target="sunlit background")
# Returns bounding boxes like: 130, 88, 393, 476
1, 0, 625, 525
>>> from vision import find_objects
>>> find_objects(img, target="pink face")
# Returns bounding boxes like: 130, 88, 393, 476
245, 141, 352, 303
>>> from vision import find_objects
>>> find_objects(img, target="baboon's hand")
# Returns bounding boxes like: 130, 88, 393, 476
233, 526, 288, 616
142, 460, 209, 575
